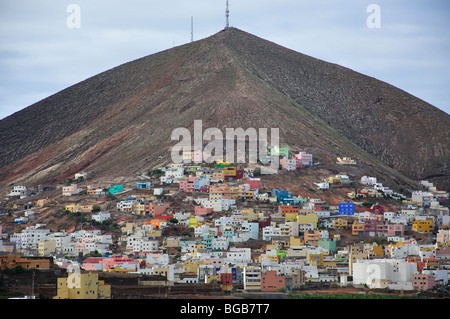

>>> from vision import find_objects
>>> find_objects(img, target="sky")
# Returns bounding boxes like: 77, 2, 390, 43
0, 0, 449, 120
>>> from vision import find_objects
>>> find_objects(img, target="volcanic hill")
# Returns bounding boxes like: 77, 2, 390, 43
0, 27, 448, 191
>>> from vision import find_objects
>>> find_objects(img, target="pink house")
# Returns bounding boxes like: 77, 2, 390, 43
179, 177, 197, 192
412, 274, 435, 291
261, 270, 285, 292
294, 152, 313, 166
280, 157, 297, 171
195, 206, 213, 216
387, 224, 404, 237
82, 257, 105, 271
101, 256, 138, 270
147, 202, 171, 216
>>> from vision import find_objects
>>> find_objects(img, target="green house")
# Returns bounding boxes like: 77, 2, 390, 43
268, 146, 290, 158
318, 239, 337, 253
108, 185, 123, 195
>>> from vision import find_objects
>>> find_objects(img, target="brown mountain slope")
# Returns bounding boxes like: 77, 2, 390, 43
0, 28, 448, 191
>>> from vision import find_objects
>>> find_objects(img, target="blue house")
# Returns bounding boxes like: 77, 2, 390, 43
272, 189, 292, 202
137, 182, 151, 189
338, 202, 355, 215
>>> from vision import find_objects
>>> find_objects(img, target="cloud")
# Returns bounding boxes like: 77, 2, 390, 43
0, 0, 449, 120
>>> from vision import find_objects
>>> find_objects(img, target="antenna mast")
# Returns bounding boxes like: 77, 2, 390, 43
225, 0, 230, 28
191, 16, 194, 42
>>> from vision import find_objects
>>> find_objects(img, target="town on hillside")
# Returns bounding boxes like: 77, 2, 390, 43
0, 146, 449, 299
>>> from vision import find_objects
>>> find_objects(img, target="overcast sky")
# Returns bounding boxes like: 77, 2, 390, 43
1, 0, 449, 120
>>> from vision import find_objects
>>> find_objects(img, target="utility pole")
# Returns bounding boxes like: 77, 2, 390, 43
225, 0, 230, 28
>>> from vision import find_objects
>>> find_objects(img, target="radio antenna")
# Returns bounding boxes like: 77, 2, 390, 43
225, 0, 230, 28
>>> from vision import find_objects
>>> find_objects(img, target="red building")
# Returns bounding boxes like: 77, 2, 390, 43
220, 273, 233, 286
261, 270, 285, 292
245, 178, 262, 190
369, 204, 384, 214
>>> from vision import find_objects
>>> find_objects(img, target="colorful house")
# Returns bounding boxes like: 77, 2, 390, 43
54, 272, 111, 299
412, 220, 434, 233
245, 178, 262, 190
261, 270, 285, 292
136, 182, 151, 189
352, 221, 365, 236
294, 152, 313, 166
195, 206, 213, 216
268, 146, 289, 158
338, 202, 355, 215
279, 204, 299, 216
108, 185, 123, 195
297, 213, 318, 229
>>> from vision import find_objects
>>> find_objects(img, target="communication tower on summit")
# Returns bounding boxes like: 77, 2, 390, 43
225, 0, 230, 28
191, 16, 194, 42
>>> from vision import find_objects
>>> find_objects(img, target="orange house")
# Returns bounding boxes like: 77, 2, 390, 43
303, 230, 320, 246
279, 204, 299, 216
352, 221, 365, 236
145, 219, 164, 230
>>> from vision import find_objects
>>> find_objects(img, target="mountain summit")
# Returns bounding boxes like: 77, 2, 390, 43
1, 28, 449, 190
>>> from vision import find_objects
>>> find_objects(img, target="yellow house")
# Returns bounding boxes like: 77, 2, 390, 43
105, 266, 133, 273
205, 274, 221, 284
307, 251, 324, 267
245, 191, 255, 201
135, 203, 146, 215
242, 208, 258, 221
65, 203, 79, 213
259, 254, 279, 263
36, 199, 51, 207
147, 229, 162, 238
333, 218, 348, 229
370, 244, 384, 257
187, 217, 199, 228
65, 204, 92, 213
412, 220, 434, 233
54, 272, 111, 299
184, 260, 209, 275
290, 236, 303, 247
297, 213, 318, 229
325, 176, 341, 184
224, 167, 236, 177
38, 240, 56, 257
285, 213, 299, 222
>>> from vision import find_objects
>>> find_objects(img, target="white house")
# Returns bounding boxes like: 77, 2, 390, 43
62, 184, 82, 196
314, 182, 329, 190
212, 236, 229, 251
7, 186, 28, 198
262, 226, 281, 241
352, 259, 418, 289
126, 237, 159, 252
92, 212, 111, 223
361, 176, 377, 185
